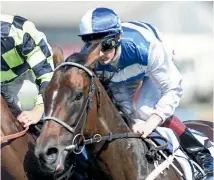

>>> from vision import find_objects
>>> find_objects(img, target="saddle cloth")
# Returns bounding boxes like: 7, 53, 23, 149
152, 126, 214, 180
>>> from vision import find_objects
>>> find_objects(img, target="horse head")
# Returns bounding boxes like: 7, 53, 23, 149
34, 46, 149, 180
34, 52, 98, 173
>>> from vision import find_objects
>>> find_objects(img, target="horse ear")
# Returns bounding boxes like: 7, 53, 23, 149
85, 43, 102, 66
52, 46, 64, 68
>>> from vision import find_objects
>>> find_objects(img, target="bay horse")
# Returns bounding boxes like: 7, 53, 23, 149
1, 96, 54, 180
1, 46, 64, 180
34, 52, 183, 180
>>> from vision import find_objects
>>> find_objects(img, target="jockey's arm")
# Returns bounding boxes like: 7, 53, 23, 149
17, 20, 54, 127
22, 20, 54, 106
132, 39, 183, 137
145, 39, 183, 122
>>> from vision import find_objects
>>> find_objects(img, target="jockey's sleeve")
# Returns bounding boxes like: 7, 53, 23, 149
22, 20, 54, 105
145, 39, 183, 122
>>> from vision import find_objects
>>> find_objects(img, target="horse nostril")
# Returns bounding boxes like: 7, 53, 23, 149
44, 147, 58, 163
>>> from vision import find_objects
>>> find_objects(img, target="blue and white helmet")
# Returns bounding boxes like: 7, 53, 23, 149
79, 7, 122, 38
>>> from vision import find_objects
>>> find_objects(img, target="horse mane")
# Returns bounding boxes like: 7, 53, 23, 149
65, 52, 87, 65
65, 43, 100, 68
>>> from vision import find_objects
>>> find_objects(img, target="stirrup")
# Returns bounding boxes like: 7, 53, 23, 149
190, 160, 206, 180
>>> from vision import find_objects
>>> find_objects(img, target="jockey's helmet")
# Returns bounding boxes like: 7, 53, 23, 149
78, 7, 122, 50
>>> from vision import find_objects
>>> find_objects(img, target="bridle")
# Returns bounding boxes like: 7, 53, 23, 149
42, 62, 168, 155
42, 62, 95, 152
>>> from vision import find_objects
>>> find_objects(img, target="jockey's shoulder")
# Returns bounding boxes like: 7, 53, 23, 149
0, 14, 38, 34
121, 21, 163, 45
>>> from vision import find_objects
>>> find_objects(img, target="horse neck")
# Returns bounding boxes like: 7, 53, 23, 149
85, 79, 130, 136
84, 80, 150, 180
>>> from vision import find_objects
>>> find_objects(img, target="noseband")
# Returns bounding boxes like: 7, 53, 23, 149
42, 62, 95, 135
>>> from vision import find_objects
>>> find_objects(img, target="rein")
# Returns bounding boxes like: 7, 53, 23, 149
65, 133, 168, 153
1, 88, 28, 143
1, 126, 29, 143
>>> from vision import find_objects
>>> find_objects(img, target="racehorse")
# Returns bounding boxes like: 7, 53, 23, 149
1, 46, 64, 180
34, 51, 184, 180
1, 96, 55, 180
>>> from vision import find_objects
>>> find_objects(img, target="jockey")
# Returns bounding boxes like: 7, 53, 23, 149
1, 14, 54, 128
78, 7, 214, 176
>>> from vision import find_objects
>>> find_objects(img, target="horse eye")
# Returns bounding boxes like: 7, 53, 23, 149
75, 92, 83, 101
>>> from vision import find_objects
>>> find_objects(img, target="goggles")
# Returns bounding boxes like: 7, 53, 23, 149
85, 37, 119, 52
101, 37, 118, 52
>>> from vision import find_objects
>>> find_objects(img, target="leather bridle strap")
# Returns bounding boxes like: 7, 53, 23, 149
42, 116, 75, 133
54, 62, 94, 77
42, 62, 95, 134
1, 126, 29, 143
83, 133, 168, 151
42, 91, 91, 134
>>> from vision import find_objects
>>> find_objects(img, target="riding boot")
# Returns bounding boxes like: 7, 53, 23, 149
162, 115, 214, 176
180, 127, 214, 176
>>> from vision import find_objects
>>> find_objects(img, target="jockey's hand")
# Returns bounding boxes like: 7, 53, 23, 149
132, 114, 163, 138
17, 104, 44, 128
